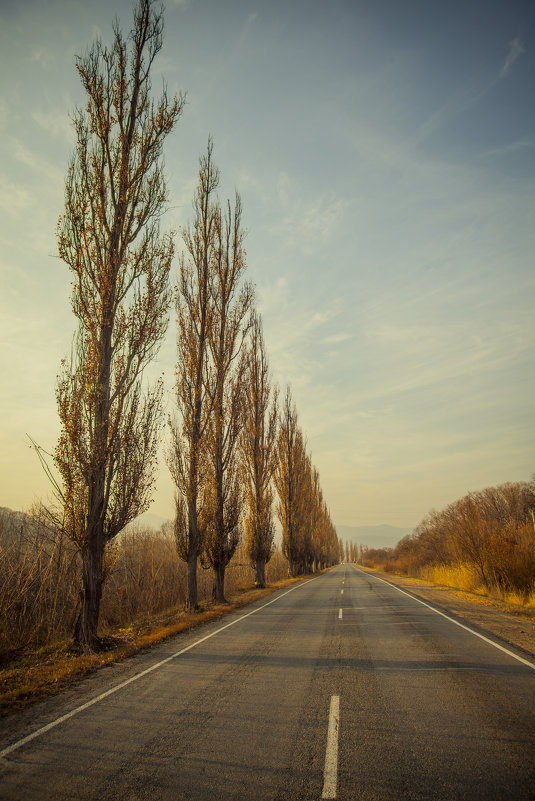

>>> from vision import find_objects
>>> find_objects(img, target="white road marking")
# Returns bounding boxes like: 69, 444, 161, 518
353, 567, 535, 671
0, 577, 319, 759
340, 589, 344, 595
338, 609, 343, 620
322, 695, 340, 799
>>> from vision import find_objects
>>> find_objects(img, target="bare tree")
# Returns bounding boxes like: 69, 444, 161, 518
274, 387, 304, 577
168, 140, 219, 610
55, 0, 184, 649
310, 466, 323, 571
273, 387, 340, 575
241, 313, 278, 587
202, 191, 254, 602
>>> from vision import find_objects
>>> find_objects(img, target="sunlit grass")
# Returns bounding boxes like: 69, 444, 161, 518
420, 563, 485, 594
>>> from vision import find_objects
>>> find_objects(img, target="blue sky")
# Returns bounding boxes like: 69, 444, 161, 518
0, 0, 533, 528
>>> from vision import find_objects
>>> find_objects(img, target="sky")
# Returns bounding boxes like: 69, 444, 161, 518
0, 0, 533, 531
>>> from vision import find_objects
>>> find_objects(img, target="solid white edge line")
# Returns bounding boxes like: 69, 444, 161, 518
0, 576, 319, 759
353, 566, 535, 671
322, 694, 340, 799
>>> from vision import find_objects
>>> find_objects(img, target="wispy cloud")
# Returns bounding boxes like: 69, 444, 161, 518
499, 38, 525, 79
0, 98, 9, 131
0, 176, 30, 211
274, 171, 350, 252
30, 49, 53, 69
480, 138, 534, 159
322, 332, 351, 345
12, 140, 63, 184
32, 106, 72, 143
411, 38, 526, 148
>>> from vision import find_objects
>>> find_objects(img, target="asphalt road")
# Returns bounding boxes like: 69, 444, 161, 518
1, 564, 534, 800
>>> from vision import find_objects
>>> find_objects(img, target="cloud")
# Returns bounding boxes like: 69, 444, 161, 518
32, 106, 72, 143
274, 172, 350, 252
0, 176, 30, 211
12, 140, 63, 184
481, 138, 534, 159
30, 49, 53, 68
322, 332, 351, 345
411, 38, 526, 148
499, 38, 525, 79
0, 98, 9, 131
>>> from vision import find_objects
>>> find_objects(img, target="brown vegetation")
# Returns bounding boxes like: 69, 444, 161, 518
359, 480, 535, 606
0, 506, 291, 659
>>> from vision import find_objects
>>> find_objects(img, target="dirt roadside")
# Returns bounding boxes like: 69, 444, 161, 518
358, 566, 535, 660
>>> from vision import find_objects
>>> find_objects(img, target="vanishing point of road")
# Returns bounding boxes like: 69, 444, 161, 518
1, 565, 534, 800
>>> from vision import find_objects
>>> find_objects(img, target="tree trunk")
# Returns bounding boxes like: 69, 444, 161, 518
287, 550, 295, 577
255, 558, 266, 588
186, 552, 199, 611
212, 561, 227, 603
74, 543, 104, 651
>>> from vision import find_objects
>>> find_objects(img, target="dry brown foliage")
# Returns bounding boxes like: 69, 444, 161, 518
359, 480, 535, 604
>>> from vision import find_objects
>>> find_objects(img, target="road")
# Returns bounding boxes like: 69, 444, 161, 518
1, 565, 534, 800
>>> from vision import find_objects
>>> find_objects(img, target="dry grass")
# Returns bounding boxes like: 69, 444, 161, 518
0, 571, 313, 719
361, 561, 535, 619
419, 562, 535, 608
420, 563, 486, 594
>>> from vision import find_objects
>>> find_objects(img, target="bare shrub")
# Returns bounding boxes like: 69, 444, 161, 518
0, 505, 79, 654
359, 480, 535, 605
100, 525, 185, 628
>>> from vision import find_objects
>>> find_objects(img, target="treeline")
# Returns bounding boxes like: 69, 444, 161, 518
18, 0, 339, 652
359, 480, 535, 603
167, 143, 339, 615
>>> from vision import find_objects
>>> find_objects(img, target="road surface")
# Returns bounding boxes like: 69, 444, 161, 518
1, 565, 534, 800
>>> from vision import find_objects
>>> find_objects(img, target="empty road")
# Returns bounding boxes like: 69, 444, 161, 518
1, 565, 534, 800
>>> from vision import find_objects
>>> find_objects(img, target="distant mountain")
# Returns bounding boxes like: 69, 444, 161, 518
336, 524, 413, 550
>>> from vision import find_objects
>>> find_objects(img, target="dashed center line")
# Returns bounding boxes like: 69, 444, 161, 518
322, 695, 340, 799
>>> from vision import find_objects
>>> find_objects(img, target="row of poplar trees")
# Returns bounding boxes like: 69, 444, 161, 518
52, 0, 339, 650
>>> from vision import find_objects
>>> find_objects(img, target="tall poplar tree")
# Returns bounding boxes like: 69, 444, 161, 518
241, 313, 278, 587
169, 141, 219, 610
274, 387, 303, 577
55, 0, 184, 649
202, 193, 254, 602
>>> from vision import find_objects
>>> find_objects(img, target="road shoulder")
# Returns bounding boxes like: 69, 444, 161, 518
356, 566, 535, 659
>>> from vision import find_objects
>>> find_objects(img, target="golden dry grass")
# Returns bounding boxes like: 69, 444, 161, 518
361, 561, 535, 617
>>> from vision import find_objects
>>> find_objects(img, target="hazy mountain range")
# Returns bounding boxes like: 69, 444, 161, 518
335, 524, 413, 550
137, 514, 413, 551
2, 507, 412, 552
